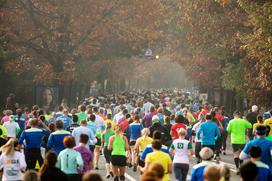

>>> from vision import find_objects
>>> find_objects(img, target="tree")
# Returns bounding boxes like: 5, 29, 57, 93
1, 0, 167, 103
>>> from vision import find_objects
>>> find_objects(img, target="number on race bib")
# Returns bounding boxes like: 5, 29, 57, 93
177, 143, 184, 149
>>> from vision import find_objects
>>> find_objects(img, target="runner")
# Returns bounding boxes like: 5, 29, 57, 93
129, 115, 143, 171
72, 120, 97, 150
239, 125, 272, 171
57, 136, 83, 181
169, 128, 193, 181
3, 115, 20, 139
18, 118, 49, 169
47, 120, 71, 154
140, 140, 172, 181
190, 147, 216, 181
0, 138, 26, 181
102, 122, 115, 178
74, 134, 93, 173
248, 146, 272, 181
197, 113, 221, 152
108, 125, 129, 181
134, 128, 153, 168
227, 111, 252, 173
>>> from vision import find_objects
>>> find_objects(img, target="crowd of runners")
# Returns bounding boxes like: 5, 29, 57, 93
0, 89, 272, 181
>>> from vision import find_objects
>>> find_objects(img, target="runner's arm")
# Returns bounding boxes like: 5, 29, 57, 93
107, 136, 114, 150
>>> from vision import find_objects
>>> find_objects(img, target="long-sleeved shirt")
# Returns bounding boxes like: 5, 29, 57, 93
47, 130, 71, 154
18, 128, 49, 149
197, 120, 220, 145
72, 126, 96, 146
57, 148, 83, 174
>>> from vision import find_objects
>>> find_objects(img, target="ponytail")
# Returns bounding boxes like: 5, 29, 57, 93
0, 138, 17, 156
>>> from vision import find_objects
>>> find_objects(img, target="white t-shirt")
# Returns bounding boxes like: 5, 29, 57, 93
143, 102, 154, 114
3, 121, 20, 138
170, 139, 192, 164
0, 151, 27, 181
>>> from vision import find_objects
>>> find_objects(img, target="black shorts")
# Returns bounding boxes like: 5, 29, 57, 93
96, 138, 102, 146
111, 155, 127, 167
129, 140, 136, 146
103, 147, 112, 163
232, 144, 245, 152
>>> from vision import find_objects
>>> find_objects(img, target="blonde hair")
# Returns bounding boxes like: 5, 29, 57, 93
1, 138, 17, 156
141, 128, 150, 137
178, 128, 187, 137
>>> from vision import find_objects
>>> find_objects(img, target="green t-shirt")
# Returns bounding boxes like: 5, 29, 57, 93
266, 135, 272, 141
76, 112, 88, 124
102, 130, 115, 146
112, 135, 126, 156
227, 118, 252, 144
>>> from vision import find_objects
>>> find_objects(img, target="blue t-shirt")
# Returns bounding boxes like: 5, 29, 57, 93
197, 120, 220, 145
140, 144, 169, 160
254, 161, 272, 181
19, 128, 49, 149
47, 130, 71, 154
57, 115, 72, 129
191, 161, 215, 181
129, 122, 143, 141
243, 138, 272, 170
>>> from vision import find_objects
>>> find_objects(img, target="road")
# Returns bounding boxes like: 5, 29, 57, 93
92, 140, 241, 181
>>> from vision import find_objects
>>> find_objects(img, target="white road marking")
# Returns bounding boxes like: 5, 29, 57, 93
219, 161, 237, 172
125, 173, 137, 181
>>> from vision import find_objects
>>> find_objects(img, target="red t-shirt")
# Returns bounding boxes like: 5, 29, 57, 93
119, 120, 129, 132
171, 123, 187, 140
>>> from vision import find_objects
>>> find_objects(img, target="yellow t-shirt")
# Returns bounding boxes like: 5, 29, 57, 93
145, 150, 172, 181
253, 123, 264, 133
104, 119, 116, 131
264, 118, 272, 135
137, 137, 153, 152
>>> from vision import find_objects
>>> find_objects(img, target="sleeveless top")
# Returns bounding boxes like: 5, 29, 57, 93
112, 135, 126, 156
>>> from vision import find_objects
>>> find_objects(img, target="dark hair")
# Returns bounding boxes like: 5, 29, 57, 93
63, 136, 75, 148
150, 106, 155, 113
55, 120, 63, 129
249, 146, 262, 159
256, 125, 267, 136
79, 134, 89, 144
72, 115, 78, 123
257, 115, 263, 123
58, 106, 64, 112
152, 140, 162, 150
107, 114, 112, 119
152, 131, 162, 140
39, 151, 57, 176
234, 111, 241, 116
122, 109, 128, 115
240, 161, 258, 181
205, 114, 212, 120
89, 114, 96, 122
93, 107, 98, 113
175, 114, 185, 123
48, 123, 56, 132
82, 172, 103, 181
126, 114, 131, 119
80, 105, 86, 112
